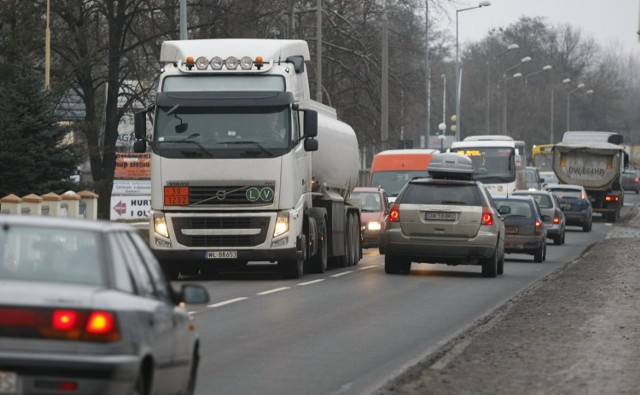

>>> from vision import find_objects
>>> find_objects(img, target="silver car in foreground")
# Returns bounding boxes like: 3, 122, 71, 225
0, 215, 209, 395
379, 153, 508, 277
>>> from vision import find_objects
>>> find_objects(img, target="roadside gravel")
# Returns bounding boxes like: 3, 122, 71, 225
377, 204, 640, 395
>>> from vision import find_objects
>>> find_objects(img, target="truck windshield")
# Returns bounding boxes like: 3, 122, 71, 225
153, 106, 291, 159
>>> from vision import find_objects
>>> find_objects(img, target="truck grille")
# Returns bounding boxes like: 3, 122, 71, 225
189, 184, 275, 206
172, 216, 270, 247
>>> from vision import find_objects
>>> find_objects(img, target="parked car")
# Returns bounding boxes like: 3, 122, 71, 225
0, 215, 209, 395
525, 166, 543, 190
512, 190, 566, 245
493, 195, 548, 262
545, 183, 593, 232
538, 171, 559, 186
351, 186, 390, 248
622, 169, 640, 194
379, 153, 508, 277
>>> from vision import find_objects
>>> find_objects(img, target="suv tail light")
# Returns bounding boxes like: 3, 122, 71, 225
388, 204, 400, 223
481, 207, 494, 226
0, 307, 121, 342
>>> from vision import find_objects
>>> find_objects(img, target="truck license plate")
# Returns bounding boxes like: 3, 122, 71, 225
0, 371, 18, 394
206, 251, 237, 259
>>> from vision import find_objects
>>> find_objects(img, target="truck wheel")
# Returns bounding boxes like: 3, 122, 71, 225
308, 217, 328, 273
343, 213, 354, 267
349, 211, 361, 266
280, 258, 303, 279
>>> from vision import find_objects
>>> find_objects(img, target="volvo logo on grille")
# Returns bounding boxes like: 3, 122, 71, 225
216, 190, 227, 200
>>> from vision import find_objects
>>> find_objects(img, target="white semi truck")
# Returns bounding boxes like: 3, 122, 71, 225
133, 39, 362, 279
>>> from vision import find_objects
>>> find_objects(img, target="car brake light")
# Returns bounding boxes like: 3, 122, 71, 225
481, 207, 493, 226
85, 311, 115, 335
388, 204, 400, 222
635, 177, 639, 183
535, 219, 542, 235
553, 210, 560, 224
52, 310, 79, 331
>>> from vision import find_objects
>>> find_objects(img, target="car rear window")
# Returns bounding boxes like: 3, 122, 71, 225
495, 200, 533, 218
400, 183, 482, 206
528, 194, 552, 208
549, 189, 582, 199
0, 225, 104, 286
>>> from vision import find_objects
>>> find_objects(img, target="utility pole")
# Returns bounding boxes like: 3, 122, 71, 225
424, 0, 430, 148
180, 0, 187, 40
381, 0, 389, 150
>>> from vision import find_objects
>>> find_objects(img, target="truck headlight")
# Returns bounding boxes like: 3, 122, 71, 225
367, 221, 382, 231
154, 214, 170, 238
273, 212, 289, 238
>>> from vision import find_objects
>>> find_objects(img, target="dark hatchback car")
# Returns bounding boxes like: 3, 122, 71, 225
0, 215, 209, 395
493, 196, 548, 262
380, 153, 507, 278
545, 183, 593, 232
622, 170, 640, 194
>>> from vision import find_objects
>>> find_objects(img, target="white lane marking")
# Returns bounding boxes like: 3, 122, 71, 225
358, 265, 377, 270
207, 297, 248, 308
257, 287, 290, 295
331, 271, 354, 277
297, 279, 325, 286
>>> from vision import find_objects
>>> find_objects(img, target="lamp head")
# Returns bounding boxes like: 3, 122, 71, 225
542, 65, 552, 71
521, 56, 532, 63
562, 78, 571, 84
478, 1, 491, 6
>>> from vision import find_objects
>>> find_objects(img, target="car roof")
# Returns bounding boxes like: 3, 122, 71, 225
353, 187, 384, 193
493, 195, 534, 202
0, 214, 135, 233
513, 190, 552, 196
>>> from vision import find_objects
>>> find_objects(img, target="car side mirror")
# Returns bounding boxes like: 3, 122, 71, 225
179, 284, 210, 304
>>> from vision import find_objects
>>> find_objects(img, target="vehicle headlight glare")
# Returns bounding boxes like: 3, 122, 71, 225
367, 221, 382, 231
210, 57, 223, 70
225, 56, 239, 70
273, 213, 289, 238
154, 214, 169, 238
195, 56, 209, 70
240, 56, 253, 70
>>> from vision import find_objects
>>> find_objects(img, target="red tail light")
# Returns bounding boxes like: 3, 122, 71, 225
0, 307, 120, 342
553, 210, 560, 224
535, 219, 542, 235
481, 207, 493, 226
605, 195, 619, 202
635, 177, 639, 183
388, 204, 400, 222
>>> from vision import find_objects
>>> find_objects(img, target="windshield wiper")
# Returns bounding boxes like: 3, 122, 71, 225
220, 140, 274, 157
159, 133, 214, 157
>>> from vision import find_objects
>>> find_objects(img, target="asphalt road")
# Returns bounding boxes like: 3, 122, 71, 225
182, 196, 635, 395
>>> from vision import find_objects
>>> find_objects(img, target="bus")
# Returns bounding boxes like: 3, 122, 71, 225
450, 135, 526, 195
368, 149, 439, 202
531, 144, 554, 171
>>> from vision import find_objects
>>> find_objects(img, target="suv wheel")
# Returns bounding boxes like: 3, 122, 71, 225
385, 255, 411, 275
481, 250, 498, 278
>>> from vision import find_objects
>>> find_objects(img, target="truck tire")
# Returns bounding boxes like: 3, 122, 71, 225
349, 211, 361, 266
308, 217, 328, 273
280, 257, 303, 279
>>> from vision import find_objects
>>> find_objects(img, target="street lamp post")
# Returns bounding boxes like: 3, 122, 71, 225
525, 65, 552, 87
498, 56, 531, 134
567, 83, 585, 132
486, 43, 519, 134
455, 1, 491, 142
498, 72, 523, 135
550, 78, 571, 143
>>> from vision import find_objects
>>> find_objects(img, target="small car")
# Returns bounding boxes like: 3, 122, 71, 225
351, 186, 390, 248
524, 166, 543, 190
0, 215, 209, 395
622, 169, 640, 194
538, 171, 559, 186
512, 189, 566, 245
493, 195, 548, 262
545, 183, 593, 232
379, 153, 508, 277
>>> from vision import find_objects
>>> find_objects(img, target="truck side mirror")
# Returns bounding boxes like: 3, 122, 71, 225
304, 138, 318, 152
303, 110, 318, 138
134, 111, 147, 140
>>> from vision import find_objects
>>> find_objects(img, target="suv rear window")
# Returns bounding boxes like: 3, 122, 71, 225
400, 183, 482, 206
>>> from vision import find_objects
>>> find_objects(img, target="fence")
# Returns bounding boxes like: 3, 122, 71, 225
0, 191, 99, 220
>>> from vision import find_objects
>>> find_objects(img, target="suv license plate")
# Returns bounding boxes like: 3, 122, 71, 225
206, 251, 237, 259
425, 211, 457, 221
0, 371, 18, 394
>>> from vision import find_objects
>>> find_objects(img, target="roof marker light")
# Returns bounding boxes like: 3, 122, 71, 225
185, 56, 195, 70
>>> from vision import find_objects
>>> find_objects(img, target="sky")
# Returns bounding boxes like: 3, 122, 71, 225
438, 0, 640, 54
